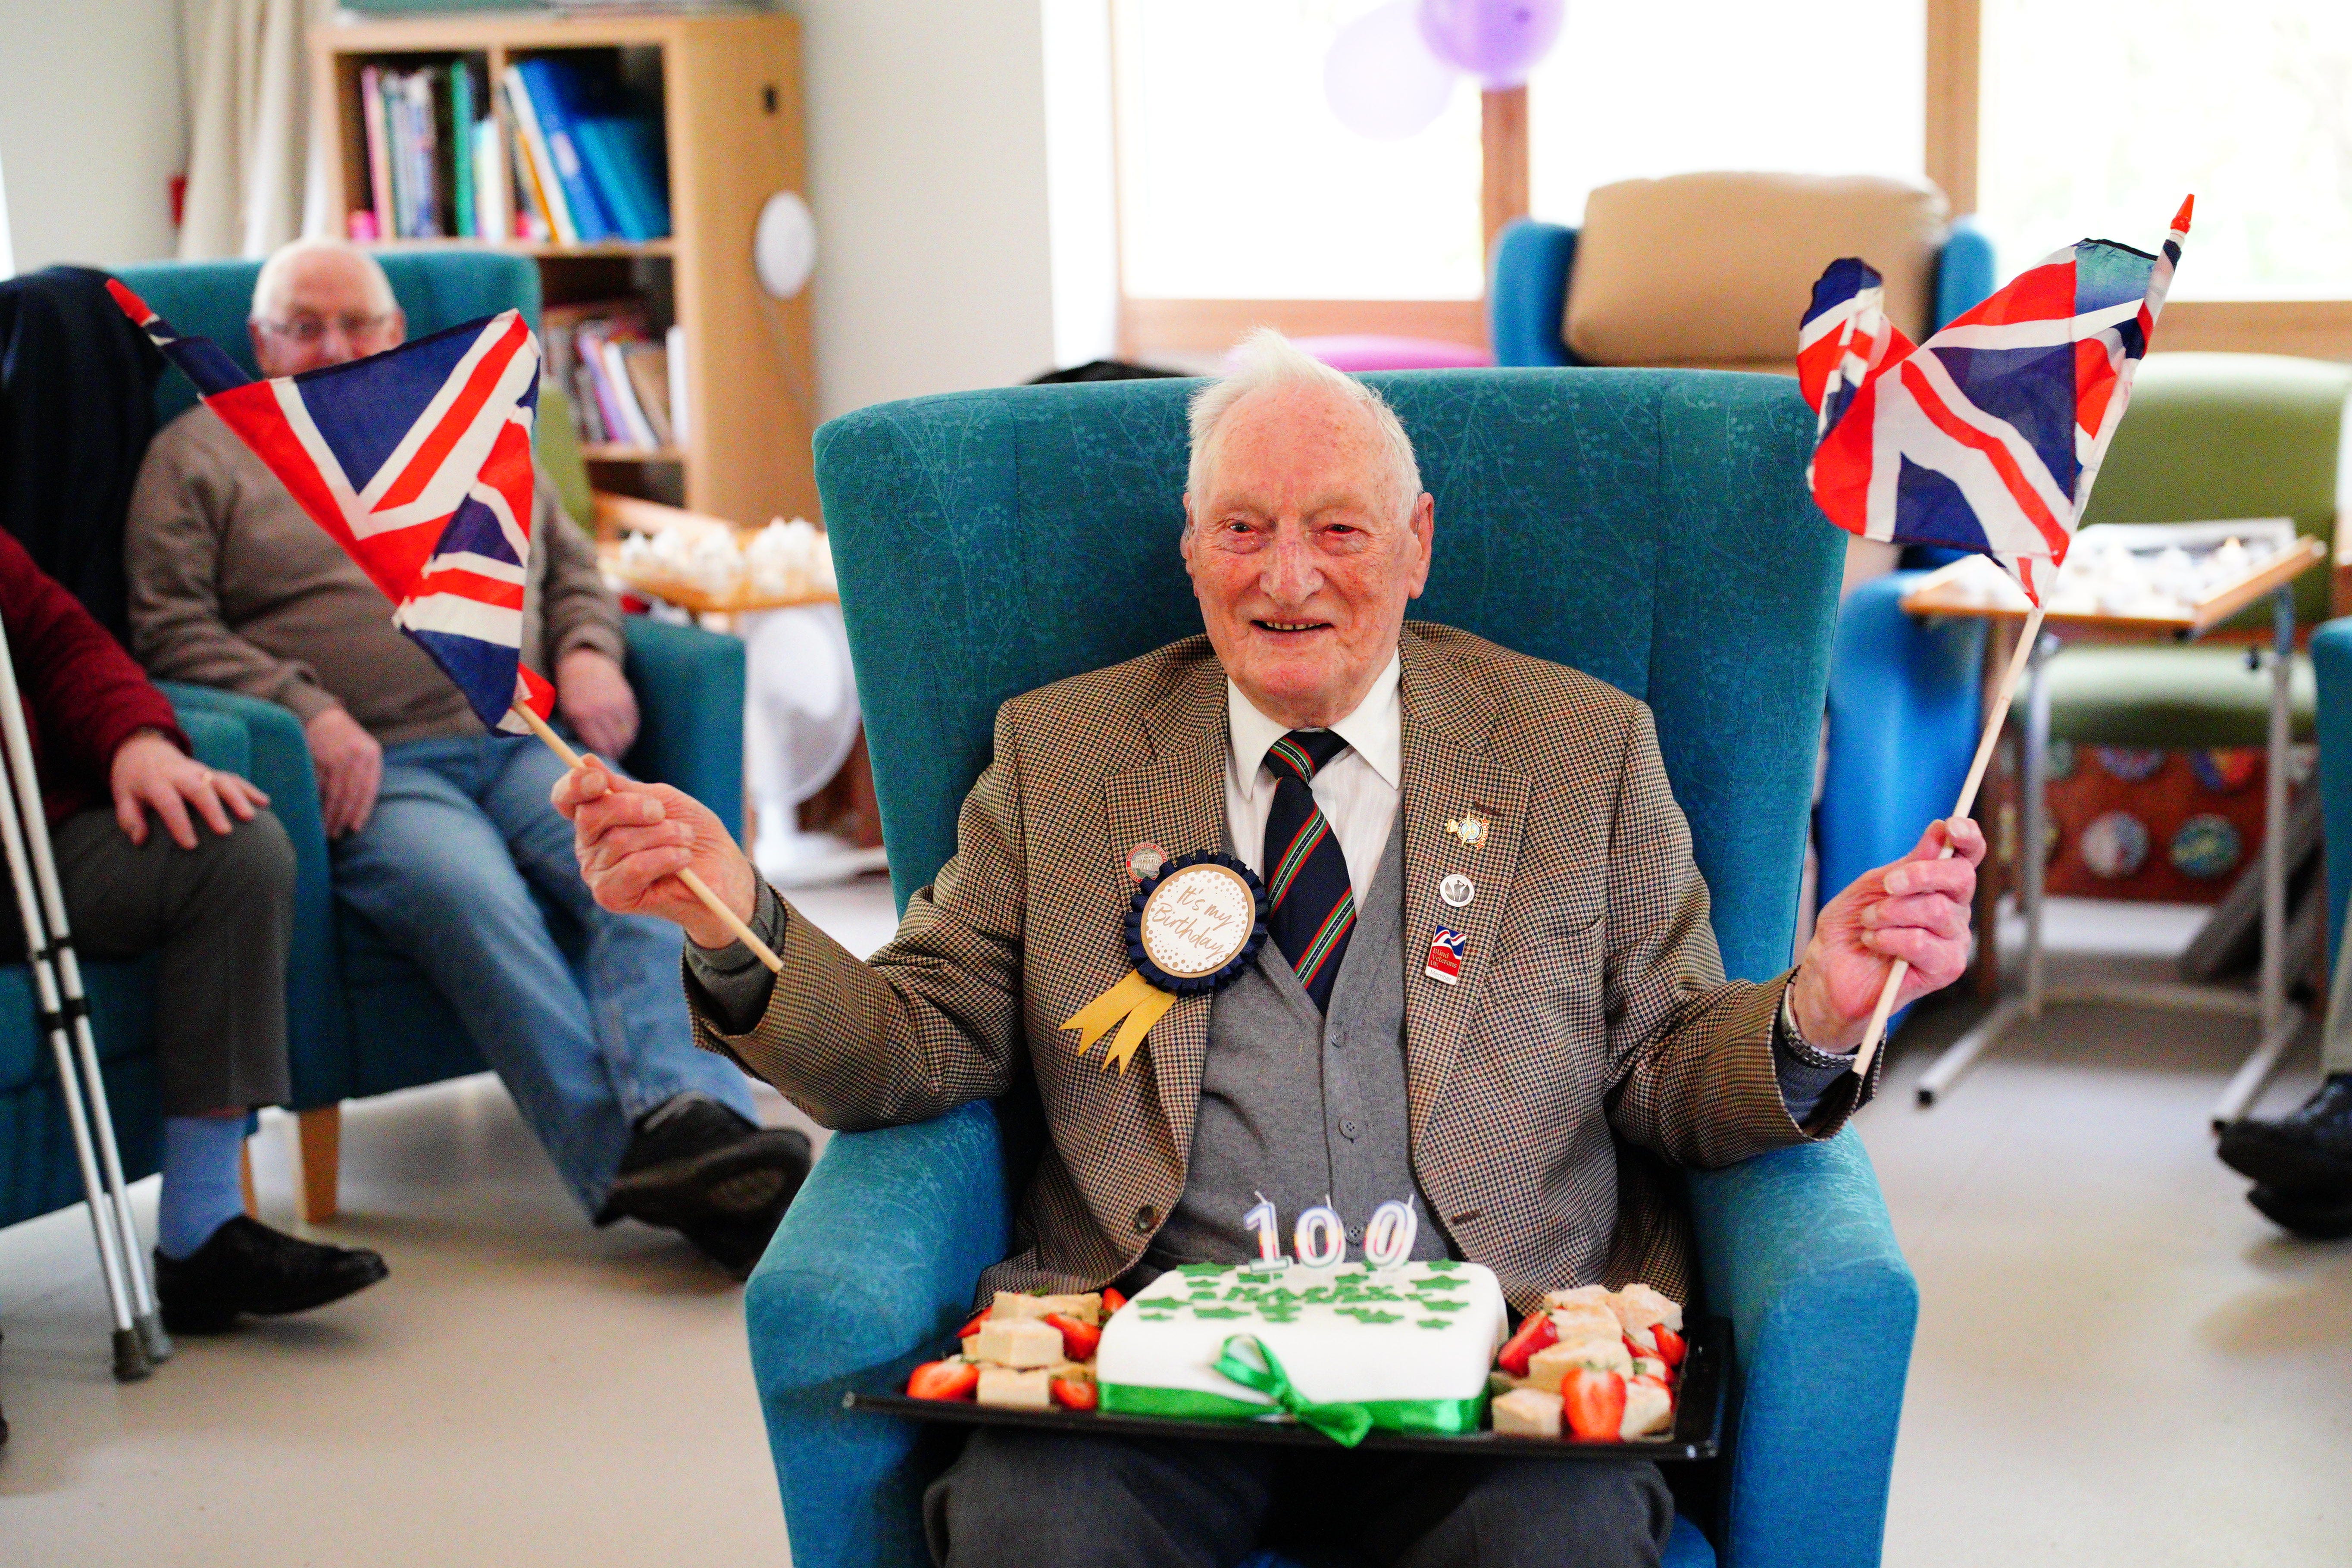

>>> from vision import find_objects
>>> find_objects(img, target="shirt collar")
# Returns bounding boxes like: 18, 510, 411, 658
1226, 651, 1402, 792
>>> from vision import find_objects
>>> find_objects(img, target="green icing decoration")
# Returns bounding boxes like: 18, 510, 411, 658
1417, 1319, 1449, 1330
1419, 1299, 1466, 1313
1413, 1275, 1467, 1291
1340, 1308, 1403, 1324
1424, 1260, 1461, 1272
1193, 1305, 1247, 1319
1179, 1263, 1224, 1277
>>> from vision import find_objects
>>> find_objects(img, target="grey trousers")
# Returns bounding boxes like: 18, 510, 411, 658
923, 1426, 1674, 1568
48, 808, 296, 1115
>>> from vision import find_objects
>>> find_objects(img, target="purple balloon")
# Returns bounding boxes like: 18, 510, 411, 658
1417, 0, 1565, 89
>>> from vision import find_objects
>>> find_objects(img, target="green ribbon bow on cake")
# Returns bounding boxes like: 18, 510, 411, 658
1212, 1335, 1377, 1448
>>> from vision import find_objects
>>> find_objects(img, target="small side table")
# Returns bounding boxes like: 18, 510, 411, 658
1897, 537, 2327, 1126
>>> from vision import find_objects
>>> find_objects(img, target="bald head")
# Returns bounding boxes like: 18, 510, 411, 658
248, 239, 403, 376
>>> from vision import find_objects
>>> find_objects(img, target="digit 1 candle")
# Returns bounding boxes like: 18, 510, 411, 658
1364, 1197, 1417, 1269
1293, 1201, 1345, 1268
1242, 1193, 1285, 1264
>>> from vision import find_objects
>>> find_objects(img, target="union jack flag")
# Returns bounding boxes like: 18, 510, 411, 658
1797, 197, 2192, 602
108, 281, 555, 733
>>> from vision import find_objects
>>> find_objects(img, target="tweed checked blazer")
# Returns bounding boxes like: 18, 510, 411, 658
695, 623, 1875, 1309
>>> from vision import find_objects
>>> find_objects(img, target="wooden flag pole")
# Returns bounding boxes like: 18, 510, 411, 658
1849, 603, 2046, 1083
510, 704, 786, 974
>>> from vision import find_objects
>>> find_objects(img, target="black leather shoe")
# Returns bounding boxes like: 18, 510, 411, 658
2217, 1075, 2352, 1191
676, 1205, 790, 1281
2247, 1183, 2352, 1241
598, 1093, 811, 1234
154, 1217, 389, 1334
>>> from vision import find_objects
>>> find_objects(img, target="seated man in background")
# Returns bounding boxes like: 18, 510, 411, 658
0, 529, 383, 1330
122, 239, 806, 1276
559, 331, 1984, 1565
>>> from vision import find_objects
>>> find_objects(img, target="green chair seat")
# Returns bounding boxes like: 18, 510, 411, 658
2036, 643, 2314, 750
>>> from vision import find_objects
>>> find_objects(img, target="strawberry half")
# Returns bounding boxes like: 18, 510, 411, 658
1651, 1322, 1686, 1369
907, 1360, 980, 1401
1562, 1368, 1627, 1442
1101, 1287, 1128, 1316
1044, 1312, 1102, 1361
1496, 1311, 1559, 1377
1050, 1377, 1099, 1411
957, 1309, 990, 1342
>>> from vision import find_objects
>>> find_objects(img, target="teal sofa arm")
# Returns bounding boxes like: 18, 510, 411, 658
1488, 219, 1579, 368
158, 684, 348, 1108
177, 708, 251, 777
746, 1101, 1013, 1568
620, 617, 747, 842
2314, 619, 2352, 969
1688, 1131, 1917, 1568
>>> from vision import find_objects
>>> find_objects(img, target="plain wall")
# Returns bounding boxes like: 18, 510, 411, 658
0, 0, 185, 275
793, 0, 1061, 418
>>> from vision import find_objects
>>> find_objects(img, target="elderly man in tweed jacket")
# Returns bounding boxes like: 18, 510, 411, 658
558, 331, 1983, 1568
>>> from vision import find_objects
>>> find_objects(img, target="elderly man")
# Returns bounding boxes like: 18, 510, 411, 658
123, 239, 807, 1276
560, 331, 1982, 1565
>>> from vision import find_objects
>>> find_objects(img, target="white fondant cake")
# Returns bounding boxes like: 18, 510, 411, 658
1096, 1260, 1507, 1433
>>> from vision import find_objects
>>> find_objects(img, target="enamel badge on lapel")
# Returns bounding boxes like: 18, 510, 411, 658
1439, 873, 1475, 908
1444, 812, 1488, 848
1424, 928, 1466, 985
1062, 851, 1268, 1073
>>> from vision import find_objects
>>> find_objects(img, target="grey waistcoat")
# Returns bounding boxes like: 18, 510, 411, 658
1144, 816, 1447, 1272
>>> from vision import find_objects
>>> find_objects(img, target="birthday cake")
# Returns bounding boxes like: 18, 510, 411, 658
1093, 1260, 1508, 1437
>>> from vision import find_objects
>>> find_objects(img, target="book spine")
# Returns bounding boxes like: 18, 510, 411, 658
501, 66, 575, 244
570, 122, 644, 243
451, 63, 475, 240
411, 71, 441, 238
665, 324, 689, 448
474, 116, 511, 243
516, 60, 613, 243
386, 71, 412, 239
570, 365, 609, 444
601, 339, 658, 448
360, 64, 395, 239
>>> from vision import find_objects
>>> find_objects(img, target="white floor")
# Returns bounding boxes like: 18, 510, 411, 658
1, 885, 2346, 1566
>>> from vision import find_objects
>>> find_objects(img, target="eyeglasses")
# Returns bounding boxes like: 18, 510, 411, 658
257, 312, 397, 345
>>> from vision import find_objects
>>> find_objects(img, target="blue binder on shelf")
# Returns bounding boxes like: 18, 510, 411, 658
574, 117, 672, 242
512, 57, 616, 243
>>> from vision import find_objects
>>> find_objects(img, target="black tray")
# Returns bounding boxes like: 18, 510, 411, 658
843, 1313, 1727, 1462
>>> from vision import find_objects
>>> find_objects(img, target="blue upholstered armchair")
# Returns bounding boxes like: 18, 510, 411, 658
747, 371, 1919, 1568
0, 254, 744, 1230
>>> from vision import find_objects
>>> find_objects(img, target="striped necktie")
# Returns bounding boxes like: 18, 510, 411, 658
1262, 729, 1355, 1011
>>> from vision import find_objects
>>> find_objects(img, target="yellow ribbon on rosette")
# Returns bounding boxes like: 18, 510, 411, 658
1061, 852, 1269, 1072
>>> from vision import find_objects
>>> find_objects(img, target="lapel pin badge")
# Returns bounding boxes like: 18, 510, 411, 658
1127, 842, 1168, 882
1444, 812, 1489, 848
1424, 928, 1466, 985
1439, 872, 1475, 908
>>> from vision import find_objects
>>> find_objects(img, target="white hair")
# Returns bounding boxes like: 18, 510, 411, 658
249, 238, 397, 322
1185, 328, 1422, 527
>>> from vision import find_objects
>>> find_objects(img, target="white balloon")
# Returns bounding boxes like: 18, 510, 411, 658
754, 191, 818, 299
1323, 0, 1457, 141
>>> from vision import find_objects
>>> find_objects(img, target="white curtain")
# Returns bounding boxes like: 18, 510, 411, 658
178, 0, 332, 260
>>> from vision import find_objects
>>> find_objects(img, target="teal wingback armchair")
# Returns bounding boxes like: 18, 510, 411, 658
84, 254, 747, 1223
746, 370, 1920, 1568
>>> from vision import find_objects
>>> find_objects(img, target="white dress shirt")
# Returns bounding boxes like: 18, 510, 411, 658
1224, 653, 1401, 901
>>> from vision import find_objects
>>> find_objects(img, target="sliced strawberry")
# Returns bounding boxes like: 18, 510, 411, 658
1496, 1311, 1559, 1377
1044, 1312, 1102, 1361
957, 1308, 991, 1342
1101, 1287, 1128, 1316
907, 1360, 980, 1401
1050, 1377, 1100, 1411
1651, 1322, 1686, 1369
1623, 1324, 1658, 1357
1562, 1368, 1627, 1442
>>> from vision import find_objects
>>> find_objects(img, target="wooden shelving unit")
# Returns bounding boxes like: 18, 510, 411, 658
312, 11, 819, 527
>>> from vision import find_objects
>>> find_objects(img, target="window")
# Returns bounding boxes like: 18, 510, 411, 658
1977, 0, 2352, 300
1526, 0, 1925, 226
1113, 0, 1483, 301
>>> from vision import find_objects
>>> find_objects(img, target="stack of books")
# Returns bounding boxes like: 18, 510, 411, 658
547, 300, 689, 452
349, 53, 672, 246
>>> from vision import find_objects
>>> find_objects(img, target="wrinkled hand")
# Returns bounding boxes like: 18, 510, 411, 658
111, 729, 269, 850
557, 648, 639, 760
1789, 817, 1985, 1052
305, 706, 383, 839
553, 757, 755, 949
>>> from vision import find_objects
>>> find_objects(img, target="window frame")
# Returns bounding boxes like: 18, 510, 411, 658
1114, 0, 2352, 361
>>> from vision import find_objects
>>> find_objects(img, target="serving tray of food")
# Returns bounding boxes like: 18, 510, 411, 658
841, 1265, 1727, 1463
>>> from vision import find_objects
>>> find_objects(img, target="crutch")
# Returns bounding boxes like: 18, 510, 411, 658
0, 628, 170, 1375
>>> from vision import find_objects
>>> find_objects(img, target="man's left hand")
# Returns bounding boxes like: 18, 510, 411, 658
1788, 817, 1986, 1053
557, 648, 639, 759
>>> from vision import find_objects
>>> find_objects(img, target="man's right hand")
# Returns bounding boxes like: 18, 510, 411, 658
553, 759, 758, 950
306, 706, 383, 838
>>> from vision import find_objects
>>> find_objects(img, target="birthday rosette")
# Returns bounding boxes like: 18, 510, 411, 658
1062, 852, 1268, 1073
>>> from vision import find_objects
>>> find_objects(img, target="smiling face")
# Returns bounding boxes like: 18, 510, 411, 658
1181, 380, 1434, 729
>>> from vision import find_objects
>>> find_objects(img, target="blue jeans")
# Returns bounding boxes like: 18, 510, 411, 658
330, 734, 755, 1214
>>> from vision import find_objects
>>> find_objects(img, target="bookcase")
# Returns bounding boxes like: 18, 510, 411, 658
311, 11, 818, 529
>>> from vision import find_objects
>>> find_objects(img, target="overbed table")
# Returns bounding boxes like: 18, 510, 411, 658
1898, 535, 2327, 1126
